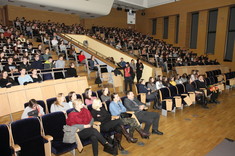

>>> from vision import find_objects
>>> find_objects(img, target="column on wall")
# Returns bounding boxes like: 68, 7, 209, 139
196, 10, 209, 55
168, 15, 177, 44
156, 17, 163, 39
178, 12, 191, 48
214, 7, 229, 63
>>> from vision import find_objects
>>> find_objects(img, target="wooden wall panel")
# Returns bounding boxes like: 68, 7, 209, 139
7, 5, 80, 25
156, 17, 163, 39
196, 10, 209, 55
168, 15, 177, 44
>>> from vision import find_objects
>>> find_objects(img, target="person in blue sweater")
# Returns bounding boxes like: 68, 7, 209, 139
109, 93, 150, 139
18, 68, 33, 85
137, 79, 160, 110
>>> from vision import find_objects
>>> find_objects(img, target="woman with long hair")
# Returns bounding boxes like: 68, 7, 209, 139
84, 88, 97, 106
50, 93, 71, 113
66, 99, 114, 156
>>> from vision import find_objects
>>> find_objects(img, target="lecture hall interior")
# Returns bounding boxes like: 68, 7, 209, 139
0, 0, 235, 156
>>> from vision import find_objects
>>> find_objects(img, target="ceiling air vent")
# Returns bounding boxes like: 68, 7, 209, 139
48, 9, 53, 11
40, 5, 45, 8
65, 9, 70, 11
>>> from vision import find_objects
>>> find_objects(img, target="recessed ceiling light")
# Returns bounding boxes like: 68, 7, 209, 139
48, 9, 53, 11
40, 5, 45, 7
65, 9, 70, 11
86, 13, 90, 15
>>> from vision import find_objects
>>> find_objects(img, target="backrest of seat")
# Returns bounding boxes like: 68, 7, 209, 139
24, 100, 47, 114
0, 124, 12, 156
192, 81, 198, 89
176, 84, 185, 94
205, 78, 211, 86
160, 88, 171, 99
46, 97, 56, 113
169, 86, 178, 96
42, 112, 66, 141
121, 96, 127, 103
11, 118, 45, 156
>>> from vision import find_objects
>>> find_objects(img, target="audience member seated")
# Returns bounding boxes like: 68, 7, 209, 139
42, 47, 51, 61
30, 68, 42, 83
0, 70, 17, 88
162, 76, 170, 87
19, 57, 31, 71
155, 75, 165, 90
89, 55, 99, 71
55, 55, 65, 68
196, 75, 220, 104
109, 93, 150, 139
3, 57, 18, 73
18, 68, 33, 85
179, 73, 188, 83
66, 62, 78, 78
51, 37, 59, 53
66, 99, 114, 156
124, 91, 163, 135
100, 87, 111, 102
0, 52, 6, 62
44, 57, 55, 69
147, 77, 157, 92
186, 78, 208, 109
78, 51, 86, 64
84, 88, 97, 106
21, 99, 45, 119
31, 54, 43, 69
138, 79, 159, 110
67, 91, 79, 108
169, 76, 177, 86
50, 93, 71, 113
91, 99, 138, 153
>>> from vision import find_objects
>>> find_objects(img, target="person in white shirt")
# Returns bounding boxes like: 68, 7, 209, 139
18, 68, 33, 85
21, 99, 45, 119
55, 55, 65, 68
155, 75, 166, 90
51, 37, 59, 54
50, 93, 71, 113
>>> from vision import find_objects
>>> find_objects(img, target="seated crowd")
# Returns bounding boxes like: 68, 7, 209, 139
21, 87, 163, 155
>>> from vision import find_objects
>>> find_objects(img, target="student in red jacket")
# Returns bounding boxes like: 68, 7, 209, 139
78, 51, 86, 64
66, 99, 112, 156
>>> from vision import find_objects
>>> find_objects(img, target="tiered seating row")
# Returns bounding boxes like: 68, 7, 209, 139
0, 76, 88, 117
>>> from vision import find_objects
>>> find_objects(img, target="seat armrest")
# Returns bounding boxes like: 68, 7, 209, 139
126, 111, 134, 114
12, 144, 21, 152
187, 92, 194, 94
93, 121, 101, 126
111, 116, 120, 120
42, 135, 53, 141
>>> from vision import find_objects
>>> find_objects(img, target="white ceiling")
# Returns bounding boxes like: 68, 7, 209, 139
0, 0, 179, 18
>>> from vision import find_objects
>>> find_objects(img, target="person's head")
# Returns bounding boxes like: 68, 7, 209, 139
156, 75, 162, 81
20, 68, 26, 75
191, 70, 196, 75
198, 75, 204, 81
127, 91, 134, 100
35, 54, 40, 61
55, 93, 65, 105
84, 88, 92, 99
8, 57, 13, 64
69, 62, 75, 68
22, 57, 28, 63
139, 79, 145, 84
125, 62, 130, 67
111, 93, 120, 102
31, 69, 37, 75
45, 47, 50, 54
58, 55, 64, 60
131, 59, 134, 63
182, 73, 187, 78
120, 57, 124, 61
48, 56, 53, 63
73, 99, 84, 111
1, 71, 8, 79
137, 58, 141, 63
68, 91, 77, 101
91, 55, 95, 60
92, 99, 102, 111
102, 87, 109, 96
149, 77, 155, 83
80, 51, 84, 55
28, 99, 38, 108
170, 76, 175, 81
